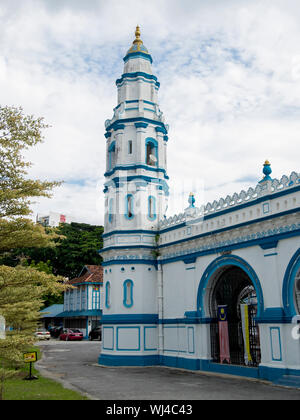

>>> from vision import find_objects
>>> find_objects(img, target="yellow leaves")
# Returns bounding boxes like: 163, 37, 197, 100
0, 105, 62, 220
0, 218, 60, 252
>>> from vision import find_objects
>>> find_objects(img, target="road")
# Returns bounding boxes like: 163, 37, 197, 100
36, 339, 300, 400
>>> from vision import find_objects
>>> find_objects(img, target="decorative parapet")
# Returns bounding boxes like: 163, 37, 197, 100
159, 171, 300, 230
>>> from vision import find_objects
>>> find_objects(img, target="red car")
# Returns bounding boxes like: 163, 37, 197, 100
59, 329, 83, 341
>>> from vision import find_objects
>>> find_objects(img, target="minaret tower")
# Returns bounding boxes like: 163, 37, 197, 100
99, 27, 169, 366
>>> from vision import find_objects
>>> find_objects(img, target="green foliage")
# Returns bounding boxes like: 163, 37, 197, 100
19, 222, 104, 280
0, 105, 66, 398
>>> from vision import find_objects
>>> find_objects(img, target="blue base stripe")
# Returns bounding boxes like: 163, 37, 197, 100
99, 354, 159, 366
98, 353, 300, 385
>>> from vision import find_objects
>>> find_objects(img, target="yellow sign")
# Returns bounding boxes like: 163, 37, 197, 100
23, 352, 37, 363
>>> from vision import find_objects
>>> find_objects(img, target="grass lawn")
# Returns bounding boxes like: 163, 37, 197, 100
2, 347, 89, 400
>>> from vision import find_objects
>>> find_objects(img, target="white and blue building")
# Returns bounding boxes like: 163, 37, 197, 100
99, 27, 300, 387
59, 265, 103, 339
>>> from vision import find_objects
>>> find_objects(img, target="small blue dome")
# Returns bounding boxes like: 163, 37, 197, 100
124, 26, 152, 63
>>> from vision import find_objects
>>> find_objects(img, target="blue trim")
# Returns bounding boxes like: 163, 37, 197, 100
102, 326, 114, 351
164, 326, 186, 353
102, 314, 158, 325
108, 141, 116, 170
99, 354, 159, 367
102, 259, 158, 268
155, 126, 167, 135
123, 52, 153, 64
101, 245, 154, 253
282, 248, 300, 318
103, 229, 156, 239
105, 281, 111, 309
135, 122, 148, 129
144, 326, 158, 351
160, 355, 200, 371
159, 207, 300, 245
123, 280, 134, 308
98, 353, 300, 383
158, 229, 300, 266
116, 326, 140, 351
105, 175, 169, 196
104, 164, 168, 179
259, 240, 279, 250
270, 327, 282, 361
105, 117, 168, 134
197, 254, 264, 319
116, 72, 159, 88
145, 137, 158, 167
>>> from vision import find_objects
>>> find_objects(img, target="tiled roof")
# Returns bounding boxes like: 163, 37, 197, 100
40, 304, 64, 317
67, 265, 103, 285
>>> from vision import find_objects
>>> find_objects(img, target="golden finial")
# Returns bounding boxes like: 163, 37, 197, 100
133, 25, 142, 45
264, 160, 271, 166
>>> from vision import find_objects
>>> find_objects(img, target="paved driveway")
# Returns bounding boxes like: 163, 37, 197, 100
36, 340, 300, 400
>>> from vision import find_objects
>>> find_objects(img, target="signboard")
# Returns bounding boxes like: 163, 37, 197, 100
23, 352, 38, 363
0, 315, 5, 339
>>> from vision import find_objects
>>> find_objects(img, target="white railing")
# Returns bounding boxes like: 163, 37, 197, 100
159, 171, 300, 230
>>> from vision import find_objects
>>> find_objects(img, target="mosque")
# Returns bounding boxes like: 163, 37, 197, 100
98, 27, 300, 386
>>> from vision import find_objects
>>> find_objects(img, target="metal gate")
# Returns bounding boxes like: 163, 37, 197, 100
210, 267, 261, 367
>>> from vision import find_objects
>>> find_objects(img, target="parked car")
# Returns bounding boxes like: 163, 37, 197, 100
89, 326, 102, 341
59, 329, 83, 341
34, 328, 50, 340
50, 326, 64, 338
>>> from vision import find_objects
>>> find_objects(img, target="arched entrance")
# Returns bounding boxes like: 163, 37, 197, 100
209, 266, 261, 367
295, 267, 300, 314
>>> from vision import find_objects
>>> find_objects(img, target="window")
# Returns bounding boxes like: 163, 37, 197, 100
125, 194, 134, 220
92, 286, 100, 310
123, 280, 133, 308
295, 268, 300, 314
145, 138, 158, 167
128, 140, 133, 155
105, 282, 111, 309
108, 141, 116, 170
148, 196, 156, 221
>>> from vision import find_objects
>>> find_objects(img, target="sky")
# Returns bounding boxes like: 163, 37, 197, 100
0, 0, 299, 225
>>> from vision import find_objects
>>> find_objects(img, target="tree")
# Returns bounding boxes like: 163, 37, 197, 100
12, 222, 104, 281
0, 105, 67, 398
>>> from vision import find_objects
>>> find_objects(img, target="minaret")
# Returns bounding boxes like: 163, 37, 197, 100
99, 27, 169, 366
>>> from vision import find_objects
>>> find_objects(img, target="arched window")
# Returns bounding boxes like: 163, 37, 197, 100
295, 268, 300, 314
123, 280, 133, 308
145, 138, 158, 167
108, 141, 116, 170
148, 196, 156, 221
105, 282, 111, 309
125, 194, 134, 220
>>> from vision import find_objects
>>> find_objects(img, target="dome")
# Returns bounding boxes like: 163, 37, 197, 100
124, 26, 152, 63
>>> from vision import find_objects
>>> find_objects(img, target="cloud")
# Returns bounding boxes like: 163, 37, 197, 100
0, 0, 299, 224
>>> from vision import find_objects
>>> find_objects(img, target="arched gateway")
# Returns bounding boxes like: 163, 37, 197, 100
197, 255, 264, 367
